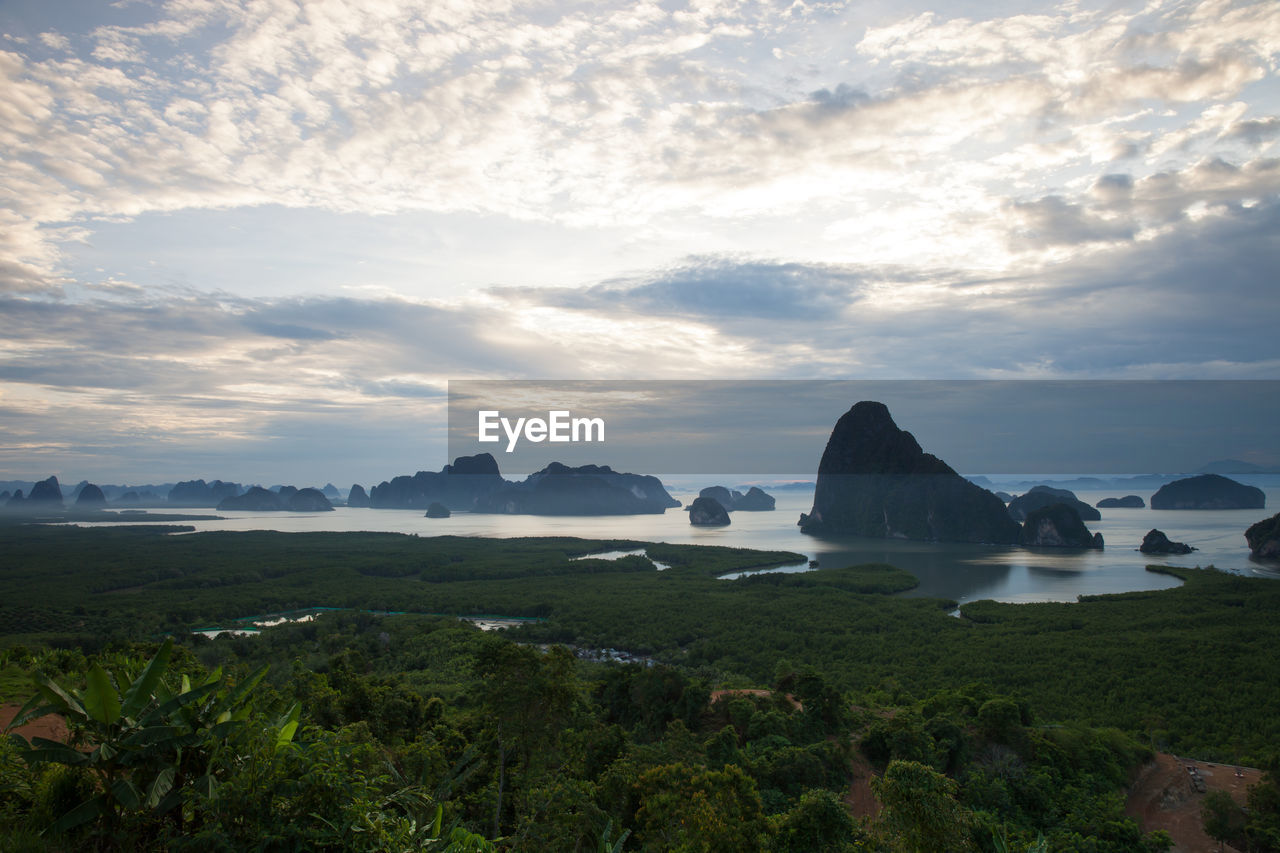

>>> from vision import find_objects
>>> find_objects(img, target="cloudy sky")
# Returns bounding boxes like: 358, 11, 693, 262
1, 0, 1277, 486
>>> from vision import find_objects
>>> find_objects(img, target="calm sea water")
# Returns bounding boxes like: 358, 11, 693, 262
70, 484, 1280, 606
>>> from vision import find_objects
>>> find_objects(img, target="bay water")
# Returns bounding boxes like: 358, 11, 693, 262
71, 483, 1280, 606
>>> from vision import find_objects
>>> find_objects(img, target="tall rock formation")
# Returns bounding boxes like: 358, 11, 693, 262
688, 496, 731, 525
799, 401, 1021, 544
1246, 513, 1280, 559
74, 484, 107, 507
347, 484, 370, 507
27, 476, 64, 505
369, 454, 506, 511
1021, 504, 1103, 548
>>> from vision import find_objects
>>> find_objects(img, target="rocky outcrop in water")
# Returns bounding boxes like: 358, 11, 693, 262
288, 488, 333, 512
217, 485, 332, 512
347, 484, 370, 507
699, 486, 736, 508
218, 486, 284, 511
799, 401, 1021, 544
1246, 513, 1280, 559
1139, 529, 1194, 555
1097, 495, 1145, 509
169, 479, 243, 507
370, 454, 506, 511
1008, 485, 1100, 522
474, 462, 679, 516
1021, 504, 1103, 549
5, 489, 24, 506
736, 486, 776, 511
74, 484, 107, 507
425, 501, 451, 518
321, 483, 341, 499
688, 496, 730, 525
1150, 474, 1265, 510
697, 485, 775, 511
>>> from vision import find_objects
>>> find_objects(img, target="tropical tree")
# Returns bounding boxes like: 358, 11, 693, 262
633, 761, 770, 852
473, 639, 579, 837
772, 787, 862, 853
3, 638, 285, 840
1201, 790, 1246, 852
871, 759, 971, 853
992, 827, 1048, 853
1246, 760, 1280, 852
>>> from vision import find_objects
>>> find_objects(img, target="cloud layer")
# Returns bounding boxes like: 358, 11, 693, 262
0, 0, 1277, 481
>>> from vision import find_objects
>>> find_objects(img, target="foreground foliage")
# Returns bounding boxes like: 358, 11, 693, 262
3, 621, 1186, 851
0, 525, 1277, 849
2, 526, 1274, 761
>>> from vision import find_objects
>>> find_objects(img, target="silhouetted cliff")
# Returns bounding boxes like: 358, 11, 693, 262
799, 401, 1021, 544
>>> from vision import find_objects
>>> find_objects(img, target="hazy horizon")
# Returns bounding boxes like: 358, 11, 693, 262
6, 464, 1280, 500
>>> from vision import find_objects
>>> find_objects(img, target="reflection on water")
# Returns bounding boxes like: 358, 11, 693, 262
1248, 560, 1280, 579
571, 548, 672, 570
792, 535, 1017, 604
65, 484, 1279, 605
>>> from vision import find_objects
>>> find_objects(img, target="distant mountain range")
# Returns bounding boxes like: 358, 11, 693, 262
966, 465, 1280, 494
0, 478, 348, 509
2, 456, 1275, 512
1195, 459, 1280, 475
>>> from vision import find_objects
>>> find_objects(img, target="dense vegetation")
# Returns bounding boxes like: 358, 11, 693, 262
1, 522, 1278, 850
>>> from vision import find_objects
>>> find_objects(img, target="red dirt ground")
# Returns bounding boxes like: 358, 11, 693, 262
708, 688, 802, 710
0, 702, 69, 743
1125, 752, 1259, 853
844, 748, 1259, 849
845, 752, 881, 820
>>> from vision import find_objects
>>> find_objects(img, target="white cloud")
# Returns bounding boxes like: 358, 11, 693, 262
0, 190, 1276, 480
2, 0, 1277, 278
0, 0, 1277, 478
38, 32, 70, 51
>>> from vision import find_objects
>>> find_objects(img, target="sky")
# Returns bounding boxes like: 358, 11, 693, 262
0, 0, 1277, 486
444, 380, 1280, 476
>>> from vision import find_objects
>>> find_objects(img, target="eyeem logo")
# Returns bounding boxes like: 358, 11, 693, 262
478, 410, 605, 453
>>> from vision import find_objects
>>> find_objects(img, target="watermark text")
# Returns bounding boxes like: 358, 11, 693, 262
478, 410, 605, 452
